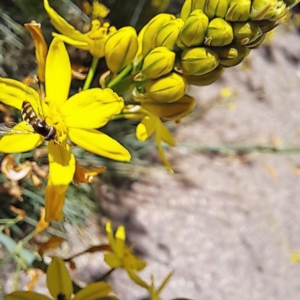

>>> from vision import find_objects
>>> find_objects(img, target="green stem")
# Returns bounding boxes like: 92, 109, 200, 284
107, 64, 133, 88
112, 111, 145, 120
13, 260, 22, 290
83, 56, 99, 91
180, 143, 300, 154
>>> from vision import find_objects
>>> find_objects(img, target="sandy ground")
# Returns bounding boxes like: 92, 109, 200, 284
99, 26, 300, 300
1, 25, 300, 300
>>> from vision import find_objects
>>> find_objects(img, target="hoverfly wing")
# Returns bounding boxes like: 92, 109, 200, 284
0, 122, 33, 137
24, 76, 45, 120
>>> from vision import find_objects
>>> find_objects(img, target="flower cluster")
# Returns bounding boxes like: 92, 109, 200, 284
0, 0, 297, 218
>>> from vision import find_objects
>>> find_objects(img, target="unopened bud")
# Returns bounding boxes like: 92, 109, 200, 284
155, 18, 184, 50
225, 0, 251, 22
105, 26, 138, 73
142, 13, 176, 58
142, 47, 175, 79
180, 47, 219, 76
178, 9, 209, 48
205, 18, 233, 47
250, 0, 286, 21
232, 21, 262, 45
146, 73, 187, 103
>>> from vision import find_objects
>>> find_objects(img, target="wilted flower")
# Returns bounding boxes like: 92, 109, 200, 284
44, 0, 116, 58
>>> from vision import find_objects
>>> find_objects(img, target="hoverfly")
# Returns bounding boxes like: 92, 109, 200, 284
0, 77, 57, 142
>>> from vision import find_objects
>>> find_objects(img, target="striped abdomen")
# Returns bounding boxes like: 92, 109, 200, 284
21, 101, 56, 141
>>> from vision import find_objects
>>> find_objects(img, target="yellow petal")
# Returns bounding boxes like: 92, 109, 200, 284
52, 33, 89, 51
5, 291, 51, 300
104, 253, 122, 268
61, 88, 124, 129
68, 128, 131, 162
136, 116, 157, 142
47, 257, 73, 299
105, 221, 116, 249
24, 21, 47, 82
45, 38, 71, 107
126, 268, 149, 289
0, 77, 39, 110
114, 226, 126, 259
0, 121, 43, 153
74, 282, 111, 300
157, 122, 176, 146
44, 0, 86, 42
45, 179, 68, 222
156, 134, 173, 173
47, 140, 76, 186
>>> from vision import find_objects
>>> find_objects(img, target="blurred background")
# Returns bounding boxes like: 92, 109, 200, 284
0, 1, 300, 299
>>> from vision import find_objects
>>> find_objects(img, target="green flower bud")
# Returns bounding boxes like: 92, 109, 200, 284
256, 20, 278, 33
246, 33, 266, 49
105, 26, 138, 74
225, 0, 251, 22
142, 13, 176, 58
232, 22, 262, 45
250, 0, 286, 21
180, 47, 220, 75
215, 0, 230, 18
181, 0, 193, 21
178, 9, 209, 48
214, 44, 249, 67
142, 46, 175, 79
155, 18, 185, 50
143, 94, 196, 120
183, 65, 224, 86
205, 18, 233, 47
146, 73, 187, 103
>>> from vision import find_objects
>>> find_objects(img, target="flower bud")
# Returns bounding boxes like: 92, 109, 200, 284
214, 44, 249, 67
256, 20, 278, 34
183, 65, 224, 86
180, 47, 219, 76
250, 0, 286, 21
178, 9, 209, 48
246, 33, 266, 49
142, 94, 196, 120
180, 0, 193, 21
142, 47, 175, 79
146, 73, 187, 103
205, 18, 233, 47
225, 0, 251, 22
105, 26, 138, 73
155, 18, 185, 50
232, 22, 262, 45
142, 13, 176, 58
215, 0, 230, 18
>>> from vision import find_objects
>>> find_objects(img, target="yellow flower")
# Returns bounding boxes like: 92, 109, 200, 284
44, 0, 116, 58
104, 221, 148, 287
136, 112, 176, 172
5, 257, 113, 300
0, 38, 130, 221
